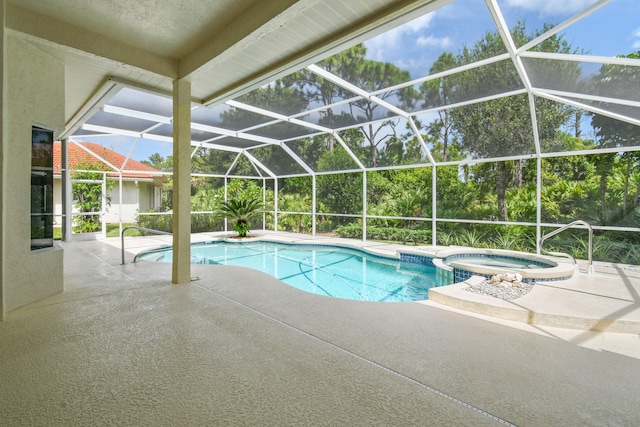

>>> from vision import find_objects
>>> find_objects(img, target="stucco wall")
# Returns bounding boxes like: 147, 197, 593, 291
1, 34, 65, 315
105, 180, 141, 223
0, 0, 5, 317
53, 178, 157, 224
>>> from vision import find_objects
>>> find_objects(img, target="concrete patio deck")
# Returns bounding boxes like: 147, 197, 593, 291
1, 231, 639, 425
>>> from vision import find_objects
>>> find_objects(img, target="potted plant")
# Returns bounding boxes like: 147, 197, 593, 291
215, 197, 264, 238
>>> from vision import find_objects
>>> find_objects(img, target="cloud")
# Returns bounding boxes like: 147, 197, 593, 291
366, 11, 451, 63
402, 12, 436, 33
416, 35, 452, 49
504, 0, 596, 16
366, 12, 435, 51
633, 27, 640, 49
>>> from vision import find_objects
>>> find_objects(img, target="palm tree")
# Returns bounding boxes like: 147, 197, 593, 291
215, 197, 264, 237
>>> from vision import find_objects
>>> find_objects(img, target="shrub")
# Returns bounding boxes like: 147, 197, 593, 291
335, 224, 431, 245
137, 213, 224, 234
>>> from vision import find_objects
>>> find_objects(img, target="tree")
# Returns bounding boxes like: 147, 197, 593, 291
284, 46, 367, 135
346, 59, 414, 167
141, 153, 173, 171
449, 22, 575, 221
71, 164, 114, 232
420, 52, 457, 161
194, 80, 310, 177
589, 51, 640, 223
291, 44, 415, 167
377, 135, 404, 166
316, 149, 362, 225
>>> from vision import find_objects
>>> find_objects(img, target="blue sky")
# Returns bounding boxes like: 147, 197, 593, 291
364, 0, 640, 78
71, 134, 175, 166
75, 0, 639, 164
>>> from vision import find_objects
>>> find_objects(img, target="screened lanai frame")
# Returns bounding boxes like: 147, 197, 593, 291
57, 0, 640, 260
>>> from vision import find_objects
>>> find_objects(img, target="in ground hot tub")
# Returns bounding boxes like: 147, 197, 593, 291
428, 248, 575, 285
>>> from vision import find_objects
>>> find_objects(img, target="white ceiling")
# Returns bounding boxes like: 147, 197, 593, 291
6, 0, 446, 127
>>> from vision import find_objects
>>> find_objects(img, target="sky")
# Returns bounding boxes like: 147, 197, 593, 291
364, 0, 640, 79
72, 0, 639, 164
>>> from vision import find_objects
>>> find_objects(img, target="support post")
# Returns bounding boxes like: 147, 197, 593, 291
61, 138, 73, 241
536, 157, 542, 255
224, 177, 228, 232
118, 172, 123, 237
432, 165, 437, 246
0, 0, 4, 318
262, 178, 266, 231
274, 178, 278, 231
172, 79, 191, 284
312, 175, 316, 236
101, 172, 107, 239
362, 171, 367, 242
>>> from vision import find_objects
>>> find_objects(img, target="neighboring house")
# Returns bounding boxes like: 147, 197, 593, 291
53, 142, 164, 224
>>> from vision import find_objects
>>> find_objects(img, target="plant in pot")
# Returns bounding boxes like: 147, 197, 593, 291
215, 197, 264, 238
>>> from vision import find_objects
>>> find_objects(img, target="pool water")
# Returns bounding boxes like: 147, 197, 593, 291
447, 256, 546, 269
138, 242, 438, 302
445, 254, 552, 268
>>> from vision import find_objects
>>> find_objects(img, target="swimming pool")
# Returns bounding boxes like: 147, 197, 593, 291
136, 241, 438, 302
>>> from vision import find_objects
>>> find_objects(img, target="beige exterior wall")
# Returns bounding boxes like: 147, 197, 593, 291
0, 0, 5, 316
1, 33, 65, 316
106, 180, 158, 223
53, 177, 159, 225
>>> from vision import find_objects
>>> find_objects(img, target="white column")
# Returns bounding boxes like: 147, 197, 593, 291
0, 0, 4, 317
61, 138, 73, 241
101, 173, 106, 239
536, 157, 542, 255
274, 178, 278, 231
224, 177, 228, 232
432, 165, 437, 246
312, 175, 316, 236
362, 171, 367, 242
262, 178, 266, 230
172, 79, 191, 284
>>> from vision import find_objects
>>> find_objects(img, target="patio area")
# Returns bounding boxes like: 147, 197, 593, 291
0, 232, 639, 425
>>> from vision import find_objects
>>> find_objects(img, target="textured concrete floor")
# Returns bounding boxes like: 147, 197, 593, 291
1, 235, 639, 426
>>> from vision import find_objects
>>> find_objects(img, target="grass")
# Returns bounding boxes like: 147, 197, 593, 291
107, 223, 141, 237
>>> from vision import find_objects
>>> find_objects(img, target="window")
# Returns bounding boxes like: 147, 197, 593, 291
31, 126, 54, 250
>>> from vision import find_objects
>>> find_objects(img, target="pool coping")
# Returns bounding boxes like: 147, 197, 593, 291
427, 276, 640, 334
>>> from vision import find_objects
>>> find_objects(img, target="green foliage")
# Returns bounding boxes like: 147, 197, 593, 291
491, 232, 522, 251
214, 197, 264, 237
316, 151, 363, 224
444, 22, 576, 221
192, 187, 223, 212
71, 164, 114, 233
129, 31, 640, 266
232, 220, 251, 237
436, 223, 538, 252
543, 231, 640, 266
136, 213, 223, 233
436, 231, 455, 247
174, 144, 640, 263
140, 153, 173, 211
335, 224, 431, 245
278, 193, 313, 233
137, 213, 172, 233
141, 153, 173, 171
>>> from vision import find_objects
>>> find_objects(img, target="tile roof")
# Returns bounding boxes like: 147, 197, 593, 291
53, 142, 163, 182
